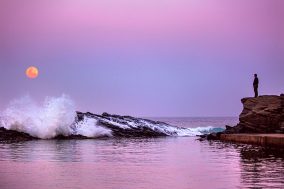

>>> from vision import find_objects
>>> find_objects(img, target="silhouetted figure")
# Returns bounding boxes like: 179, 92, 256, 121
253, 74, 259, 97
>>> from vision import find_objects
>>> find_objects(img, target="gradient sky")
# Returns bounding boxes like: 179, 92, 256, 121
0, 0, 283, 117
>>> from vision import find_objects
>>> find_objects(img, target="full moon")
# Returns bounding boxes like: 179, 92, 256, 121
26, 66, 39, 79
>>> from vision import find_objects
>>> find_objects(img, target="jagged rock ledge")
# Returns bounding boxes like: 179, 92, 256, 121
0, 127, 90, 143
0, 127, 36, 143
225, 94, 284, 134
0, 112, 179, 142
201, 95, 284, 147
76, 112, 170, 137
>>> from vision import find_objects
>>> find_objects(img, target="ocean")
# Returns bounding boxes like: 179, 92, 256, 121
0, 116, 284, 189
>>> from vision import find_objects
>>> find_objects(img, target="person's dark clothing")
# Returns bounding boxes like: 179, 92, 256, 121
253, 77, 259, 97
254, 85, 258, 98
253, 77, 259, 86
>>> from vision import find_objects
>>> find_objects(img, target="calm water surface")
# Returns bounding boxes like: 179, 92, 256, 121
0, 118, 283, 189
149, 117, 239, 128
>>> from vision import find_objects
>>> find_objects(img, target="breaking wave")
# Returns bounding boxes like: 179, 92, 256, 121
0, 95, 75, 139
0, 95, 112, 139
74, 116, 112, 138
190, 126, 225, 134
0, 95, 224, 139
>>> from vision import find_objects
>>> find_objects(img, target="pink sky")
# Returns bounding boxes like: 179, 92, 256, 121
0, 0, 283, 116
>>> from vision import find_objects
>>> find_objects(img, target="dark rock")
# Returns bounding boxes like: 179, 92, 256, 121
224, 95, 284, 134
225, 125, 233, 130
1, 112, 182, 142
200, 95, 284, 141
0, 127, 36, 142
206, 133, 218, 140
54, 134, 91, 140
224, 125, 242, 133
198, 132, 222, 140
88, 112, 169, 137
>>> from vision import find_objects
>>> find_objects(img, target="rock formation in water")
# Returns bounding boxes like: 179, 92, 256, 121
225, 95, 284, 134
76, 112, 170, 137
200, 94, 284, 140
76, 112, 184, 137
0, 112, 192, 142
0, 127, 36, 142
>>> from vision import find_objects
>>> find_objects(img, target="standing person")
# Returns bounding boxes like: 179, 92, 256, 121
253, 74, 259, 97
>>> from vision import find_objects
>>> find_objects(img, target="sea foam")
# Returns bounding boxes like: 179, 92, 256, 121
0, 95, 112, 139
0, 95, 224, 139
74, 116, 112, 138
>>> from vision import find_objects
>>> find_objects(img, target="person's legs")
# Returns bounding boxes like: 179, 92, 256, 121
254, 86, 258, 97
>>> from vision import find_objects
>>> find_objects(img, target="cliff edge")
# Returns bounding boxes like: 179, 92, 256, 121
225, 95, 284, 134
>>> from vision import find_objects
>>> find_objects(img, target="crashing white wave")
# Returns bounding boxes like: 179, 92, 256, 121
189, 126, 224, 135
92, 115, 224, 137
0, 95, 75, 139
74, 116, 112, 138
0, 95, 112, 139
0, 95, 224, 139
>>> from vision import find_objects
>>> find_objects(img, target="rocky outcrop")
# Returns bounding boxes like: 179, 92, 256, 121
0, 127, 36, 142
225, 95, 284, 134
200, 95, 284, 140
0, 112, 191, 142
76, 112, 179, 137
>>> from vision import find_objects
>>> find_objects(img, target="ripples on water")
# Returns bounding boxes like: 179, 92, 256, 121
0, 138, 283, 189
149, 117, 239, 128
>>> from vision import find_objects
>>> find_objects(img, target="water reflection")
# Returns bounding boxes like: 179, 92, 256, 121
239, 147, 284, 188
0, 138, 167, 163
0, 140, 85, 162
204, 140, 284, 188
0, 138, 283, 189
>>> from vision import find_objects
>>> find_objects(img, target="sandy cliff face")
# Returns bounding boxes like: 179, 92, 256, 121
226, 95, 284, 133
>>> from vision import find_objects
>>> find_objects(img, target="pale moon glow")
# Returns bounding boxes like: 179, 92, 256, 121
26, 66, 39, 79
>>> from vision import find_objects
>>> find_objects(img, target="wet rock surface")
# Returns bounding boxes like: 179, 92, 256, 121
225, 95, 284, 134
0, 127, 36, 142
200, 95, 284, 141
77, 112, 171, 137
0, 112, 182, 142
